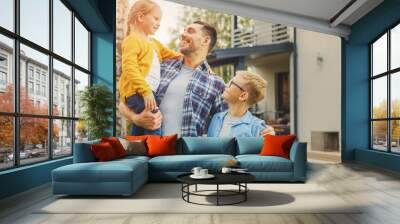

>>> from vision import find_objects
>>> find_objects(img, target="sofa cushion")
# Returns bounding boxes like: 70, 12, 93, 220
101, 137, 127, 158
73, 139, 100, 163
179, 137, 235, 155
147, 134, 177, 157
91, 142, 118, 161
52, 158, 147, 183
236, 137, 263, 155
119, 138, 147, 156
236, 155, 293, 172
148, 154, 235, 172
260, 134, 297, 159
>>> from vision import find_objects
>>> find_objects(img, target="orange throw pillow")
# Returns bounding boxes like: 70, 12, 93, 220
91, 142, 117, 161
260, 134, 297, 159
146, 134, 177, 157
101, 137, 126, 158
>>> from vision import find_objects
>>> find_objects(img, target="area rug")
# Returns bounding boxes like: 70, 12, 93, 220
37, 183, 362, 214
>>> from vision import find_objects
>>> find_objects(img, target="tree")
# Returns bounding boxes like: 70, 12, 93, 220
79, 84, 114, 140
167, 6, 253, 50
0, 84, 59, 150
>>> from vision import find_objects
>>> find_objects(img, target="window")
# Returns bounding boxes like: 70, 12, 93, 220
42, 85, 46, 97
0, 0, 14, 32
53, 0, 72, 60
0, 0, 91, 170
0, 54, 7, 86
0, 71, 6, 85
29, 67, 34, 80
36, 83, 40, 95
28, 81, 34, 94
0, 35, 13, 113
75, 18, 89, 70
371, 23, 400, 154
35, 70, 41, 81
0, 54, 7, 67
20, 0, 49, 49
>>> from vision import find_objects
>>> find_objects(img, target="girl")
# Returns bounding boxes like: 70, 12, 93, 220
118, 0, 181, 135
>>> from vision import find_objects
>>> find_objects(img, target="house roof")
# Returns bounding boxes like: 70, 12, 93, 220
168, 0, 384, 38
207, 42, 293, 66
209, 42, 293, 59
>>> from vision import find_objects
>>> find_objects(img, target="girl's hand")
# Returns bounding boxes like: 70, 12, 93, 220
143, 93, 157, 111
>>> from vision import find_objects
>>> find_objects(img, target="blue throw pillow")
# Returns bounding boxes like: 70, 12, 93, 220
236, 137, 263, 155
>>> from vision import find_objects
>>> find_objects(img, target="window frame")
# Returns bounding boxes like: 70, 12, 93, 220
0, 0, 92, 171
370, 21, 400, 154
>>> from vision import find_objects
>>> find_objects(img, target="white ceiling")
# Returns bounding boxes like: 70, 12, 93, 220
167, 0, 384, 38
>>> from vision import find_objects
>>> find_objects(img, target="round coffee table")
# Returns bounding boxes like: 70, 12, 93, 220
177, 173, 255, 206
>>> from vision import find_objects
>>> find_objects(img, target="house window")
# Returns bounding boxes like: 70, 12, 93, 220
36, 83, 40, 95
41, 73, 46, 83
0, 54, 7, 86
42, 85, 46, 97
28, 66, 34, 80
0, 71, 7, 87
370, 23, 400, 154
28, 81, 34, 94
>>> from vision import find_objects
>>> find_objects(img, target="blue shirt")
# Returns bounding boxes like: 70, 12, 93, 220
207, 111, 267, 137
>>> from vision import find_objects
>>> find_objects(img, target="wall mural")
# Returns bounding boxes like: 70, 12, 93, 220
116, 0, 292, 138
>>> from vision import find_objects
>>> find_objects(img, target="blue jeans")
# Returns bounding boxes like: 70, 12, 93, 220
126, 92, 162, 136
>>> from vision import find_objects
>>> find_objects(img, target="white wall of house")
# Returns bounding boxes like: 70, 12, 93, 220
295, 29, 341, 150
247, 53, 290, 121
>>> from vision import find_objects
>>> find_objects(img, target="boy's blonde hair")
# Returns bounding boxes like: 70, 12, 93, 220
237, 70, 267, 105
126, 0, 159, 36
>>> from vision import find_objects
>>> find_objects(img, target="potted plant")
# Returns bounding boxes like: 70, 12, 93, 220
79, 84, 114, 140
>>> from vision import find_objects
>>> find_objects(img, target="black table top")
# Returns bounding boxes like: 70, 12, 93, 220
177, 172, 255, 185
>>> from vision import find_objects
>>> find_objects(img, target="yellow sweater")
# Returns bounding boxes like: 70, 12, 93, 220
118, 33, 181, 100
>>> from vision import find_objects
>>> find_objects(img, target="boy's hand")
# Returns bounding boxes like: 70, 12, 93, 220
143, 93, 157, 112
261, 126, 276, 136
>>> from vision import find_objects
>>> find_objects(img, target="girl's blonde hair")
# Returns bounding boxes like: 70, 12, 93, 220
236, 70, 267, 105
126, 0, 159, 36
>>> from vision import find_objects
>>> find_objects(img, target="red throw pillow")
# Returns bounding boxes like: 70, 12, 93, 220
146, 134, 177, 157
91, 142, 117, 161
260, 134, 297, 159
101, 137, 126, 158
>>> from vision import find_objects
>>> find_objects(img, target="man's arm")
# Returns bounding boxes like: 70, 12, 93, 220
118, 101, 162, 130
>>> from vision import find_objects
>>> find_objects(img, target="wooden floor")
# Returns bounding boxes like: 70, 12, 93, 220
1, 161, 400, 224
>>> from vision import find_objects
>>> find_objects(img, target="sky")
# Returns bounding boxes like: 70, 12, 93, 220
0, 0, 89, 75
127, 0, 183, 45
372, 29, 400, 108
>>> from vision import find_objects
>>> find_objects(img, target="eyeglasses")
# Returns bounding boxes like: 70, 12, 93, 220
228, 80, 245, 92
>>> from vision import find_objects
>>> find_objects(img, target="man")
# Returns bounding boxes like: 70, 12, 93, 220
119, 21, 225, 136
120, 21, 274, 136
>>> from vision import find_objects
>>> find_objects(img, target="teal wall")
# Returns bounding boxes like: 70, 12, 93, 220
0, 158, 72, 199
0, 0, 115, 200
343, 0, 400, 171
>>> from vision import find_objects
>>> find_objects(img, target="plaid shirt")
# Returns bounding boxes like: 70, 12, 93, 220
156, 59, 228, 136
